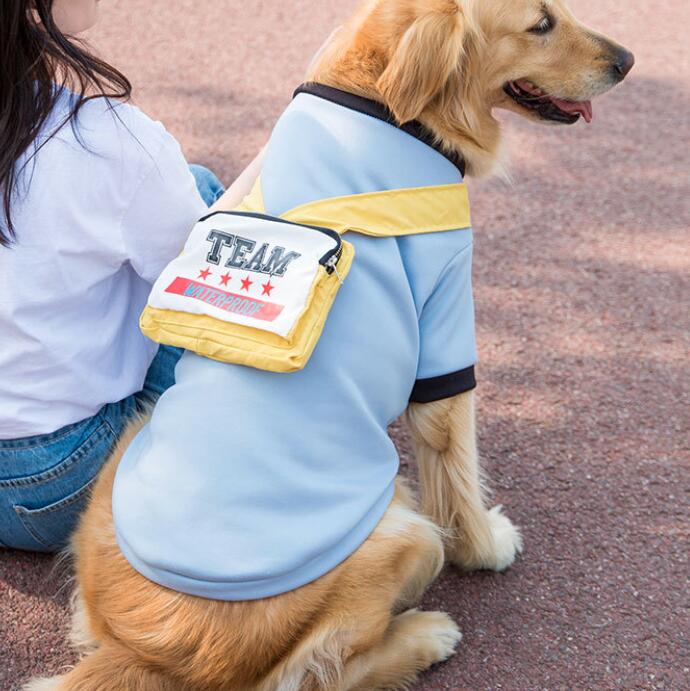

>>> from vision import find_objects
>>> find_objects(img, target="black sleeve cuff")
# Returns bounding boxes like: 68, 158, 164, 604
409, 365, 476, 403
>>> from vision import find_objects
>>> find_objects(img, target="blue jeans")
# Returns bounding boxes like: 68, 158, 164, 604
0, 165, 224, 552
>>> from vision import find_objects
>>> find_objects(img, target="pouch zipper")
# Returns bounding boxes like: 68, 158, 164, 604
322, 245, 344, 281
199, 210, 344, 276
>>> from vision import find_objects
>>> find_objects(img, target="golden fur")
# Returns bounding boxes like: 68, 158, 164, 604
28, 1, 631, 689
311, 0, 631, 177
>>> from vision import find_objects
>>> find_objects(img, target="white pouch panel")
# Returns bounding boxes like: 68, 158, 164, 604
147, 212, 342, 339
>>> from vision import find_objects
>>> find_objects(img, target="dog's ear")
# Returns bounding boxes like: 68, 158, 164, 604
377, 1, 465, 123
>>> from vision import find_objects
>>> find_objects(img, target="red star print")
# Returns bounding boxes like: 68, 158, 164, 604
219, 272, 231, 287
240, 276, 253, 292
198, 267, 212, 281
261, 280, 274, 297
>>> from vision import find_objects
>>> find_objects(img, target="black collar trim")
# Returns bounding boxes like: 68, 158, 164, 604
293, 82, 465, 177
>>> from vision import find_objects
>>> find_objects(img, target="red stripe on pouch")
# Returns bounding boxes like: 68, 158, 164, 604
165, 277, 284, 322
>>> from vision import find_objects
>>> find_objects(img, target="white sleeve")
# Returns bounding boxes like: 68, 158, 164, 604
119, 125, 207, 284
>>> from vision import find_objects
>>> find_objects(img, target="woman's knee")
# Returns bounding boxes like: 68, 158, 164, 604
189, 164, 225, 207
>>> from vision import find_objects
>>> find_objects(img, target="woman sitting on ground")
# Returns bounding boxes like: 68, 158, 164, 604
0, 0, 260, 551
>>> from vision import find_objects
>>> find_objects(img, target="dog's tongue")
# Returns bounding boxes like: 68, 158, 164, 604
549, 96, 593, 123
514, 79, 593, 123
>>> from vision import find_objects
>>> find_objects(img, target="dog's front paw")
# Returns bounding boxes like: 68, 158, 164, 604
449, 505, 523, 572
483, 505, 523, 571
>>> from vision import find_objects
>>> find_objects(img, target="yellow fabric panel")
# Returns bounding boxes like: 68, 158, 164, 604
139, 240, 355, 372
232, 178, 470, 239
280, 183, 471, 237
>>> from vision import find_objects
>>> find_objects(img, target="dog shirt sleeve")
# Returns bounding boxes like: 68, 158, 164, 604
410, 242, 477, 403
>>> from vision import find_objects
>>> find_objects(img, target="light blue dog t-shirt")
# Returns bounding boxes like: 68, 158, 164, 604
112, 84, 477, 600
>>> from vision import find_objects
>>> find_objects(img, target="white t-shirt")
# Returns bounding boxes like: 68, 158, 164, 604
0, 90, 207, 439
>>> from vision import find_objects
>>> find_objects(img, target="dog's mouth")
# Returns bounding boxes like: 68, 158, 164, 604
504, 79, 593, 124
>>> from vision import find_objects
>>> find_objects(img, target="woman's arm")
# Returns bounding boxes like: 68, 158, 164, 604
209, 147, 266, 213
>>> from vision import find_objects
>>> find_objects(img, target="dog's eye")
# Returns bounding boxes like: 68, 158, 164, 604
529, 15, 553, 34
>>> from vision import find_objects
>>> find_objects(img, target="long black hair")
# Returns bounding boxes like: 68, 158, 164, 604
0, 0, 132, 246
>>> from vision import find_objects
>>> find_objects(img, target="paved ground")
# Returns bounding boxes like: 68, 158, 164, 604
1, 0, 688, 689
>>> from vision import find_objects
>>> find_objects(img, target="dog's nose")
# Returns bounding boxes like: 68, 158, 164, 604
612, 48, 635, 80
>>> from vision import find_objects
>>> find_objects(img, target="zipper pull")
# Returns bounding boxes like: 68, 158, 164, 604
325, 255, 343, 284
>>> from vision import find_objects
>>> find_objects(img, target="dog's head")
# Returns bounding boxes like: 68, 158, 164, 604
310, 0, 634, 176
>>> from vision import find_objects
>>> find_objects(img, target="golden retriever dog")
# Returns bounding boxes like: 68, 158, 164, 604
28, 1, 633, 689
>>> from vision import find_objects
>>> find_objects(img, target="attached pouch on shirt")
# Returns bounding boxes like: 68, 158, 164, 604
140, 211, 355, 372
141, 181, 471, 373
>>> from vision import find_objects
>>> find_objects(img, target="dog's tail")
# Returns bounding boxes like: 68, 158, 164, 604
23, 643, 182, 691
